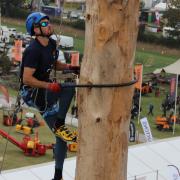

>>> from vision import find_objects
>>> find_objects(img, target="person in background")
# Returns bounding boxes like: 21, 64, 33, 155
20, 12, 79, 180
147, 103, 154, 116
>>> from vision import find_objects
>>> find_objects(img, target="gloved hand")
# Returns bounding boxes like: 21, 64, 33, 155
47, 83, 61, 93
69, 65, 80, 71
66, 64, 80, 74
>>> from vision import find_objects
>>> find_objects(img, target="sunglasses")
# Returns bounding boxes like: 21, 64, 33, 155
39, 21, 49, 27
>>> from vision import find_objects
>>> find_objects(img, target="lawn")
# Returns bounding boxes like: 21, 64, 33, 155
135, 84, 180, 139
0, 17, 180, 170
135, 50, 178, 74
0, 109, 77, 170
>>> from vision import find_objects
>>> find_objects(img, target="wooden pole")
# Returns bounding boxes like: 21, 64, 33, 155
76, 1, 140, 180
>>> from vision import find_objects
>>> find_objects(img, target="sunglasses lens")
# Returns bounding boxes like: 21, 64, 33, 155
41, 22, 48, 27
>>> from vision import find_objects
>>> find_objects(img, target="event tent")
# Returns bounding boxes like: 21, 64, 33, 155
1, 137, 180, 180
153, 59, 180, 134
153, 2, 167, 11
153, 59, 180, 75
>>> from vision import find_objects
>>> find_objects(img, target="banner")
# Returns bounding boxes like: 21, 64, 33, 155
55, 0, 64, 9
71, 52, 79, 66
13, 40, 23, 62
129, 121, 136, 142
170, 77, 176, 99
0, 85, 9, 103
168, 165, 180, 180
140, 117, 153, 142
134, 64, 143, 90
55, 0, 61, 8
31, 0, 41, 11
155, 11, 160, 26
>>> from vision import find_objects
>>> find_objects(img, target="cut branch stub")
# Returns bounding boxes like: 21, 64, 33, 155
96, 22, 113, 46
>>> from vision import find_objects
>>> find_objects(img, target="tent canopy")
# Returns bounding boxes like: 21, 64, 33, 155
154, 2, 167, 11
153, 59, 180, 75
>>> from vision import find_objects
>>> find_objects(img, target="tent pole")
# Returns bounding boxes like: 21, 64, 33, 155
136, 65, 143, 143
137, 65, 143, 125
173, 74, 179, 135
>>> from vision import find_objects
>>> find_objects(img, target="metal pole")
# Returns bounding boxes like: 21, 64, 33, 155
137, 65, 143, 124
173, 74, 179, 135
156, 170, 158, 180
0, 6, 1, 27
38, 0, 42, 11
135, 64, 143, 144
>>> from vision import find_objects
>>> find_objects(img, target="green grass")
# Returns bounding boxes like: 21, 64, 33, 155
135, 50, 178, 74
2, 21, 26, 34
8, 88, 18, 97
0, 110, 77, 170
1, 17, 180, 170
74, 37, 84, 54
0, 123, 55, 170
64, 2, 81, 10
132, 84, 180, 140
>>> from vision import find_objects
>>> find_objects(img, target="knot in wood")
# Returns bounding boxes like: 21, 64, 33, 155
86, 14, 91, 21
97, 23, 110, 42
96, 117, 101, 123
112, 3, 123, 10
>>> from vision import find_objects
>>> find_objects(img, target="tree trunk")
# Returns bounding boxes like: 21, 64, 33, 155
76, 1, 140, 180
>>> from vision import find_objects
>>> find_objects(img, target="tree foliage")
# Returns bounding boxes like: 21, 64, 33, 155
0, 0, 26, 16
0, 52, 11, 75
139, 0, 145, 10
168, 0, 180, 8
163, 0, 180, 40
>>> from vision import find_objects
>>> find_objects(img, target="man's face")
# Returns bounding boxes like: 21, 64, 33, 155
34, 18, 53, 36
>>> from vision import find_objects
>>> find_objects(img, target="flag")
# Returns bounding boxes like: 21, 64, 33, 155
55, 0, 64, 8
71, 52, 79, 66
129, 121, 136, 142
170, 77, 176, 99
155, 11, 160, 26
55, 0, 61, 8
134, 64, 143, 90
0, 85, 9, 103
13, 40, 23, 62
31, 0, 40, 11
140, 117, 153, 142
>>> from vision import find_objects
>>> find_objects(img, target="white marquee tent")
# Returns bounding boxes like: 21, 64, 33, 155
154, 2, 167, 11
153, 59, 180, 75
1, 137, 180, 180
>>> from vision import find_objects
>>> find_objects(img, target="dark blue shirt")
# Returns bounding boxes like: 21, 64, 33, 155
21, 38, 56, 82
20, 38, 57, 111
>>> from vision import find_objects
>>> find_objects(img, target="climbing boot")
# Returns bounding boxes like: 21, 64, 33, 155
52, 168, 63, 180
54, 125, 77, 142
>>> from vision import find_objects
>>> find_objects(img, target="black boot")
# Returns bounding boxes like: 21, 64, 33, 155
52, 168, 62, 180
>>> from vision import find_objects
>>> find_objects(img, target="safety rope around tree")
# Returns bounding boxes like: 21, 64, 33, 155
61, 79, 138, 88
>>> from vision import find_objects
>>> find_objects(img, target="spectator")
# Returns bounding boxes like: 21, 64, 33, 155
147, 104, 154, 116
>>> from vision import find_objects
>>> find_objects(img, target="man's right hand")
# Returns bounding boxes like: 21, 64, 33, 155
67, 64, 80, 75
47, 83, 61, 93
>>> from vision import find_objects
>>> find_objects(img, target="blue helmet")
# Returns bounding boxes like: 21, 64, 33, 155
26, 12, 49, 36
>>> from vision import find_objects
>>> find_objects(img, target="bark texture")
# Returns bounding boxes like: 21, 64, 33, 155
76, 1, 140, 180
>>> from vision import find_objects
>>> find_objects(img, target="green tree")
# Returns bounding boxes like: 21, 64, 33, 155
0, 52, 11, 74
139, 0, 145, 10
163, 0, 180, 40
0, 0, 26, 16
